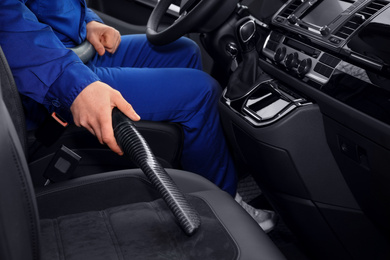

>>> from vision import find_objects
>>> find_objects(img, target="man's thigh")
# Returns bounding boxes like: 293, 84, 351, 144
90, 34, 202, 70
92, 66, 220, 122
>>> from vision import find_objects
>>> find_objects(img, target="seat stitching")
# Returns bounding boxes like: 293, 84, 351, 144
36, 174, 153, 197
53, 218, 65, 260
8, 132, 40, 259
101, 210, 124, 260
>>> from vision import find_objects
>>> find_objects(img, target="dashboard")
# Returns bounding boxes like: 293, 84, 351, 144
266, 0, 390, 67
262, 0, 390, 124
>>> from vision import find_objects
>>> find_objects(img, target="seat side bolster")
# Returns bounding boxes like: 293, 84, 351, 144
191, 190, 287, 260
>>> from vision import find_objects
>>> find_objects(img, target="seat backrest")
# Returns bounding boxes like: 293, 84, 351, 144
0, 46, 27, 154
0, 46, 40, 260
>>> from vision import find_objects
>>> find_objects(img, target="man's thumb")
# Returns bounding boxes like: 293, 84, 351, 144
116, 99, 140, 122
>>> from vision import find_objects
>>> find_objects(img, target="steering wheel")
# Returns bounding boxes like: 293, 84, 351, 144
146, 0, 239, 46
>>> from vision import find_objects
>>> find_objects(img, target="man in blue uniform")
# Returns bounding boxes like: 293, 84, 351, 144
0, 0, 275, 232
0, 0, 237, 195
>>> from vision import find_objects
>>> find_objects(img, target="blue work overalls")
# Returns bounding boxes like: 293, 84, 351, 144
0, 0, 237, 195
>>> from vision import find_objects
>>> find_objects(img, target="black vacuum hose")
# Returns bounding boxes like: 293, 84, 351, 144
112, 108, 201, 236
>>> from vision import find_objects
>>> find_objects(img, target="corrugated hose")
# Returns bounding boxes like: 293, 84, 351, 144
112, 108, 201, 236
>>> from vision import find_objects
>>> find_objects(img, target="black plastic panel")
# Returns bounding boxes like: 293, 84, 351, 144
232, 123, 310, 198
324, 115, 390, 238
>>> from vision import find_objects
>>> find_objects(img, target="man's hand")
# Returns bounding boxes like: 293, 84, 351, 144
70, 81, 140, 155
86, 21, 121, 56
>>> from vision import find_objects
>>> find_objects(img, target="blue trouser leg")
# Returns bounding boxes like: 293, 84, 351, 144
87, 35, 237, 195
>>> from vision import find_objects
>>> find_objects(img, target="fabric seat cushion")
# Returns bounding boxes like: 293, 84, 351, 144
40, 196, 237, 260
36, 169, 286, 260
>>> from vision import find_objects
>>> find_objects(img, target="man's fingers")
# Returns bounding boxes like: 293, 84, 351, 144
70, 81, 129, 156
88, 126, 96, 137
110, 90, 140, 121
86, 21, 120, 56
102, 31, 121, 54
90, 35, 106, 56
110, 34, 121, 54
86, 116, 123, 155
100, 115, 123, 155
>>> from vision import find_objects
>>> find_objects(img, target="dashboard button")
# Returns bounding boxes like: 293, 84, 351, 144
329, 37, 341, 44
314, 63, 333, 78
320, 53, 341, 68
274, 47, 287, 63
287, 14, 298, 25
298, 58, 312, 76
285, 52, 299, 70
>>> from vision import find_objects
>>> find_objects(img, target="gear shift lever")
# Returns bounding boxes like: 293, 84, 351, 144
238, 19, 256, 53
225, 17, 271, 100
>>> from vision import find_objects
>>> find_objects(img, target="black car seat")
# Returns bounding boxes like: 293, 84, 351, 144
0, 46, 286, 260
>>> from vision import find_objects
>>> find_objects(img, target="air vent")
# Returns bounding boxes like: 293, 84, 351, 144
279, 0, 304, 18
359, 1, 388, 17
334, 1, 388, 40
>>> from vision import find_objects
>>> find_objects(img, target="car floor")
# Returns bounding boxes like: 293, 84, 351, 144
237, 175, 312, 260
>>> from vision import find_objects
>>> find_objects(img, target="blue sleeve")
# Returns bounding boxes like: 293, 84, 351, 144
0, 0, 100, 118
85, 7, 104, 24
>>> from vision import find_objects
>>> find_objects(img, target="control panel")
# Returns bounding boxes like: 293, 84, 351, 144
262, 31, 342, 85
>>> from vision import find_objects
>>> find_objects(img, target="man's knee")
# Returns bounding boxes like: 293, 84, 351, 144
178, 37, 201, 54
172, 37, 202, 69
187, 70, 221, 101
202, 72, 222, 101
